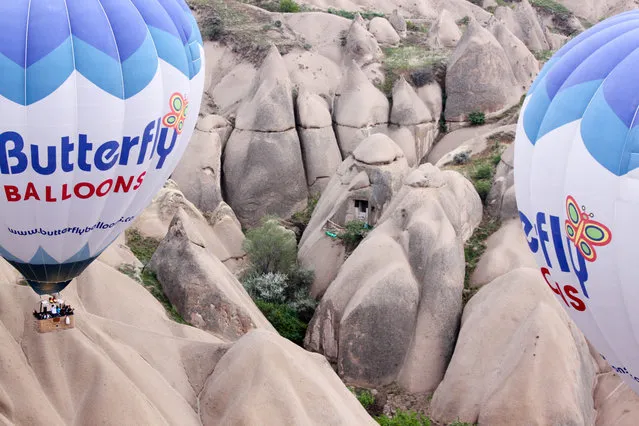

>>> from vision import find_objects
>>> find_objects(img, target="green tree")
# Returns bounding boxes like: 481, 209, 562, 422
243, 217, 298, 275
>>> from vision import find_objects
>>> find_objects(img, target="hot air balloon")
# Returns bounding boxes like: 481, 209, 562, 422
0, 0, 204, 299
515, 10, 639, 394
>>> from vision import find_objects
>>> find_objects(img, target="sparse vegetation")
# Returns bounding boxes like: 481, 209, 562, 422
349, 387, 376, 409
463, 216, 501, 299
327, 8, 384, 20
337, 220, 371, 253
375, 410, 432, 426
290, 194, 320, 235
533, 49, 554, 62
124, 228, 188, 324
468, 111, 486, 126
456, 16, 470, 26
530, 0, 571, 19
255, 300, 308, 344
406, 21, 429, 32
380, 46, 447, 96
278, 0, 300, 13
125, 228, 160, 264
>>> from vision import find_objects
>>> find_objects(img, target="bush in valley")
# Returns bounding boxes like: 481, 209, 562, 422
474, 180, 492, 203
243, 217, 298, 275
255, 300, 308, 344
468, 111, 486, 125
375, 410, 432, 426
337, 220, 370, 253
279, 0, 300, 13
242, 217, 318, 344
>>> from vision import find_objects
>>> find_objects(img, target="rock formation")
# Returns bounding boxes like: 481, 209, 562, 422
200, 329, 377, 425
445, 18, 523, 122
306, 164, 482, 393
344, 19, 383, 67
431, 268, 598, 426
427, 9, 463, 48
296, 91, 343, 194
172, 115, 224, 215
298, 134, 410, 298
388, 9, 407, 37
223, 45, 308, 228
369, 17, 401, 46
488, 19, 539, 90
333, 61, 389, 157
494, 0, 550, 51
486, 143, 518, 219
388, 77, 437, 166
149, 209, 274, 340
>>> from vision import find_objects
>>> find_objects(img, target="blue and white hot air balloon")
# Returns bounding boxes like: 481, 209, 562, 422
0, 0, 204, 295
515, 10, 639, 394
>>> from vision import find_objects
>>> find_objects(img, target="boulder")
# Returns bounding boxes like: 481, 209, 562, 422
430, 268, 598, 425
172, 115, 224, 215
417, 82, 444, 121
235, 45, 295, 132
470, 219, 537, 288
333, 61, 390, 157
594, 372, 639, 426
486, 142, 518, 219
388, 9, 407, 37
149, 209, 275, 340
297, 91, 343, 193
306, 164, 482, 392
344, 20, 383, 67
284, 51, 342, 100
223, 46, 308, 227
494, 0, 550, 51
200, 330, 377, 425
391, 77, 432, 126
369, 17, 401, 46
427, 9, 462, 48
132, 181, 245, 268
284, 12, 351, 65
488, 19, 539, 90
445, 18, 522, 122
298, 134, 410, 298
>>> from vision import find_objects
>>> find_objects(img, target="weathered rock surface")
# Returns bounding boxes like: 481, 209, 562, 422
445, 18, 522, 122
284, 50, 342, 100
344, 19, 383, 67
284, 12, 351, 65
369, 17, 401, 46
431, 268, 598, 426
494, 0, 550, 51
389, 77, 437, 165
417, 82, 444, 121
333, 61, 389, 157
223, 46, 308, 227
595, 371, 639, 426
149, 209, 275, 340
200, 329, 377, 425
427, 9, 462, 48
488, 18, 539, 90
470, 219, 537, 288
297, 91, 343, 193
486, 142, 518, 219
172, 115, 224, 215
132, 181, 245, 269
299, 134, 410, 298
388, 9, 407, 37
306, 164, 482, 392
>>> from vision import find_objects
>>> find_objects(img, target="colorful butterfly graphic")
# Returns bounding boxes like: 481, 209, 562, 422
564, 195, 612, 262
162, 93, 189, 134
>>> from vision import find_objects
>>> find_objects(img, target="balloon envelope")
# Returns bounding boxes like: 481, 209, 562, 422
0, 0, 204, 294
515, 10, 639, 393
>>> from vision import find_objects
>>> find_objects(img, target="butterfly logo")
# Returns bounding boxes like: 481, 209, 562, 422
565, 195, 612, 262
162, 93, 189, 134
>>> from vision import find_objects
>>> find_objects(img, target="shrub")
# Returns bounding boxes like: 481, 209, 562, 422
474, 180, 492, 202
243, 272, 288, 304
357, 389, 375, 409
243, 217, 298, 275
125, 228, 160, 265
279, 0, 300, 13
255, 300, 307, 344
471, 163, 493, 180
468, 111, 485, 125
375, 409, 432, 426
337, 220, 370, 252
453, 151, 471, 165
